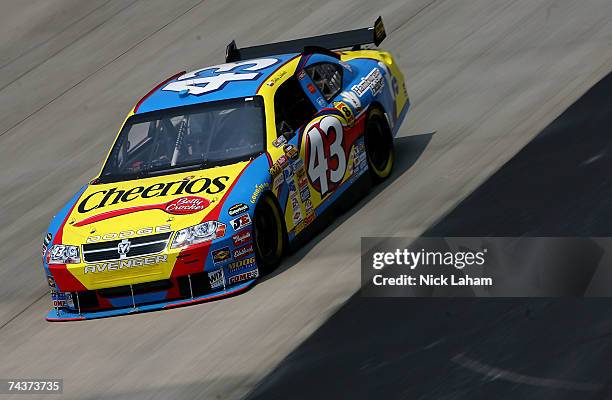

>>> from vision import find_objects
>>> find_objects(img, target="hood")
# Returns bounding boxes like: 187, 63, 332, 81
61, 162, 249, 244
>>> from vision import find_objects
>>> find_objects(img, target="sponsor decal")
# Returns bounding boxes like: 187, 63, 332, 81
232, 231, 252, 246
83, 255, 167, 274
42, 232, 52, 256
283, 144, 299, 160
230, 213, 252, 231
228, 203, 249, 216
316, 97, 327, 107
296, 167, 306, 180
272, 135, 287, 148
392, 76, 399, 95
298, 175, 308, 189
77, 176, 228, 214
86, 225, 171, 243
340, 91, 362, 111
290, 194, 299, 211
287, 180, 297, 194
51, 291, 73, 308
283, 165, 294, 182
292, 158, 304, 170
233, 244, 254, 260
250, 183, 270, 204
228, 256, 256, 273
214, 223, 227, 240
300, 187, 311, 202
269, 155, 288, 176
228, 267, 259, 283
293, 210, 303, 225
208, 268, 225, 289
47, 275, 56, 288
266, 70, 287, 87
307, 83, 316, 94
212, 247, 232, 264
163, 58, 279, 96
333, 101, 355, 127
273, 173, 284, 189
165, 196, 210, 214
351, 68, 384, 97
297, 70, 306, 80
304, 199, 313, 214
295, 213, 315, 235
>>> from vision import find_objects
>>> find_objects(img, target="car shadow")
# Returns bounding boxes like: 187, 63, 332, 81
259, 132, 435, 283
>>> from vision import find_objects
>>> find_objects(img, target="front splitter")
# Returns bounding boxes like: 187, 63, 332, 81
46, 279, 255, 321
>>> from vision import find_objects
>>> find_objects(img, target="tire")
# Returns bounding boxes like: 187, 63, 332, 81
253, 194, 285, 273
364, 107, 394, 183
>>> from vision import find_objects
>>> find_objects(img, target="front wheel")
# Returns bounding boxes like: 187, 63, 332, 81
364, 108, 394, 183
253, 194, 285, 273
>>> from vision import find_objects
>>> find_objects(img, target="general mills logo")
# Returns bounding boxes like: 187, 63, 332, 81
117, 239, 131, 257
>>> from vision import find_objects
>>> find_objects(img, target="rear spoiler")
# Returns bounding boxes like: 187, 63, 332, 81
225, 16, 386, 62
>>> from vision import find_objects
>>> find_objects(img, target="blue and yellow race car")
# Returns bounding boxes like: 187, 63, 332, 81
43, 17, 410, 320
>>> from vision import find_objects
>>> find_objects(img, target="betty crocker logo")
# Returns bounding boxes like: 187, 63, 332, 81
73, 196, 211, 227
165, 196, 210, 214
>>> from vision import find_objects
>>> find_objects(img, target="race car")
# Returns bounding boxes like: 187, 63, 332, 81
43, 17, 410, 320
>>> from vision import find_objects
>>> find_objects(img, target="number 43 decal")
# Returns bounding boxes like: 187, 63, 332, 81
305, 116, 347, 196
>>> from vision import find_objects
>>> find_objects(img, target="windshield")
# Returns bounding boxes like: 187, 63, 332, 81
99, 96, 265, 182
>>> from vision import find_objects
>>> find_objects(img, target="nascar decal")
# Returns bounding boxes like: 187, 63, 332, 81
163, 58, 279, 96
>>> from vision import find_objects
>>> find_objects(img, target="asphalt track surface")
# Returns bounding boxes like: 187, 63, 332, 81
0, 1, 611, 399
247, 70, 612, 400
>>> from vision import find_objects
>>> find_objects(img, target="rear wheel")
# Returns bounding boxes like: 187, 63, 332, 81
253, 194, 285, 273
364, 108, 394, 183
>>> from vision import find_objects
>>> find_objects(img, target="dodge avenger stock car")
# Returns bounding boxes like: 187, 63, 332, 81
42, 17, 410, 320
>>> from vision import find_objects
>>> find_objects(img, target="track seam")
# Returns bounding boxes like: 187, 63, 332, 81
0, 0, 115, 71
0, 292, 47, 332
0, 0, 207, 140
0, 0, 140, 93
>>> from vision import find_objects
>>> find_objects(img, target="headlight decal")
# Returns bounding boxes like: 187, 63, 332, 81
48, 244, 81, 264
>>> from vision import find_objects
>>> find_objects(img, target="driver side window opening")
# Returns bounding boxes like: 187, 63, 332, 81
305, 62, 343, 102
273, 77, 316, 138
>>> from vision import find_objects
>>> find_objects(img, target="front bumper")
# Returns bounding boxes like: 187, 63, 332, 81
45, 225, 259, 321
46, 279, 256, 321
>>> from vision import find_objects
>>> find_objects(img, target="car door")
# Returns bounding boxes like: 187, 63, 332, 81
271, 56, 368, 237
295, 57, 368, 217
